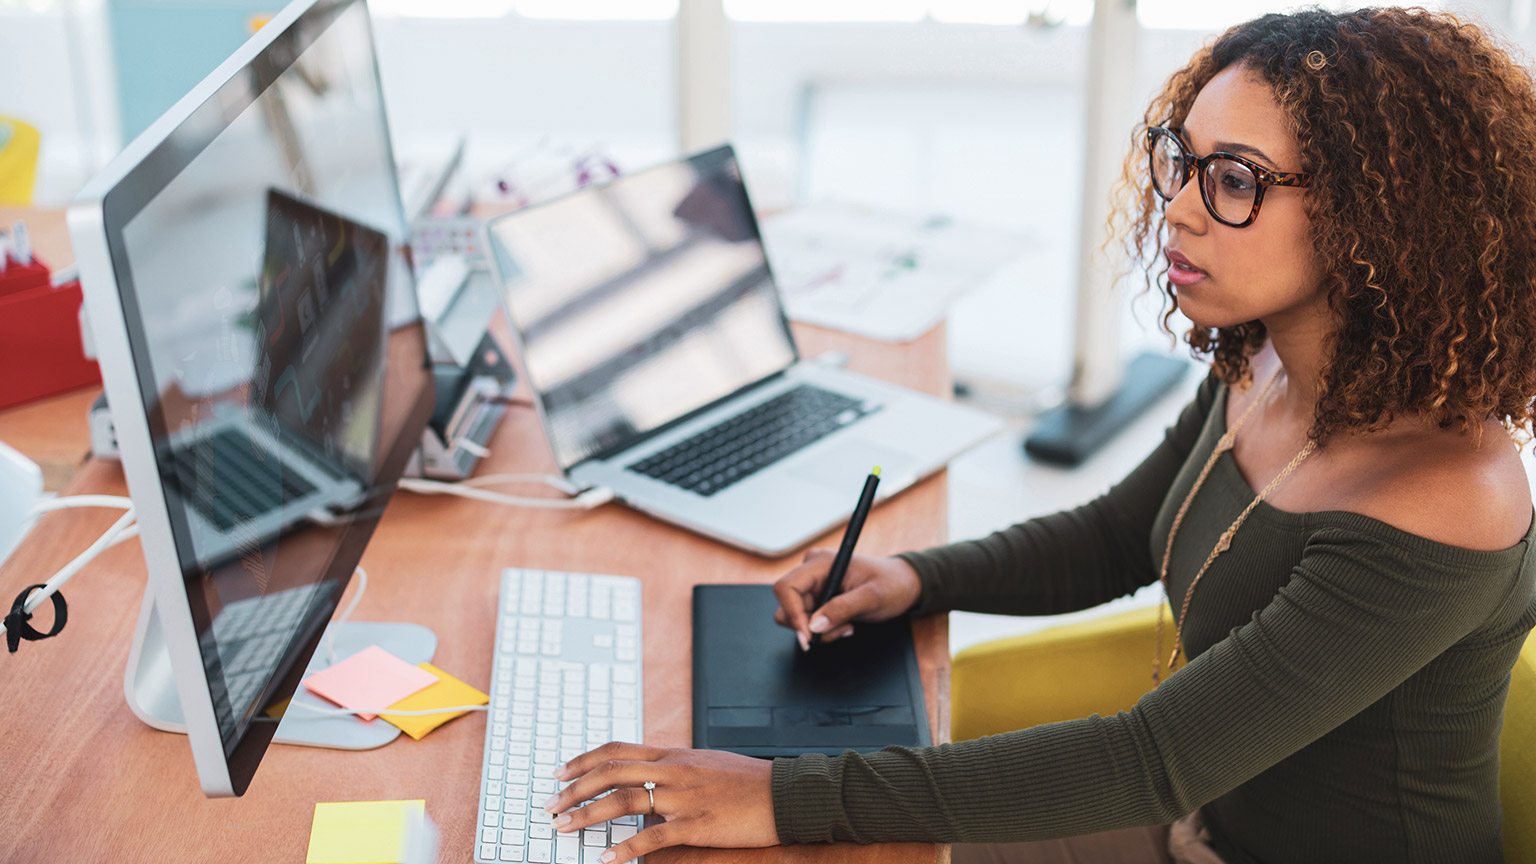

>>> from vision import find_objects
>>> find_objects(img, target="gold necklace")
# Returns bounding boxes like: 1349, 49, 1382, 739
1153, 369, 1317, 684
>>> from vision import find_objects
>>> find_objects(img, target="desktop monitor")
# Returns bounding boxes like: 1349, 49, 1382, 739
68, 0, 434, 797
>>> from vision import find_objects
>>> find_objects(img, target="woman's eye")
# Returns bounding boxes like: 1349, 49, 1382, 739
1218, 168, 1255, 195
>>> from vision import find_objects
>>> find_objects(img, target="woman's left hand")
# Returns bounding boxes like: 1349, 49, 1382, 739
546, 742, 779, 862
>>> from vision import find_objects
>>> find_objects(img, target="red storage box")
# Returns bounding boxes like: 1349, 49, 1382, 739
0, 255, 102, 410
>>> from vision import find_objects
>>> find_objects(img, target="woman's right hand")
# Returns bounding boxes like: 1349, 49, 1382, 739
772, 549, 923, 651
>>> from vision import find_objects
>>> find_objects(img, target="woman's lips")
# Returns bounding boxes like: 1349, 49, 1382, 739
1165, 249, 1206, 287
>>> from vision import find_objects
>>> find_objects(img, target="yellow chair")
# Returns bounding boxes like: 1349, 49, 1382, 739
951, 607, 1536, 862
0, 116, 41, 206
1503, 633, 1536, 863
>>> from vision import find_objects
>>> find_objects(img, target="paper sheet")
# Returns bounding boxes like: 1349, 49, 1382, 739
761, 202, 1032, 343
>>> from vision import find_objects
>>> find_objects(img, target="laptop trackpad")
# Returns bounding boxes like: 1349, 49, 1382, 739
789, 440, 917, 491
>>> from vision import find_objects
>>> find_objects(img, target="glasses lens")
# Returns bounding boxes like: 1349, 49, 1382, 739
1150, 132, 1184, 200
1203, 158, 1259, 224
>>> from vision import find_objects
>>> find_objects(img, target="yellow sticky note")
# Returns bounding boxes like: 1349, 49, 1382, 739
379, 663, 489, 740
307, 799, 424, 864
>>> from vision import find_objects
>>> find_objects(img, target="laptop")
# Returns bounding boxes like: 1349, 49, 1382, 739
161, 189, 388, 568
484, 145, 1003, 556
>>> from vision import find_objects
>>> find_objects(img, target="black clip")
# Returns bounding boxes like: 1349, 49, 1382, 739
5, 584, 67, 654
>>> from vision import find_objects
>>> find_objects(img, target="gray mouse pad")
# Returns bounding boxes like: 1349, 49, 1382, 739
692, 584, 931, 757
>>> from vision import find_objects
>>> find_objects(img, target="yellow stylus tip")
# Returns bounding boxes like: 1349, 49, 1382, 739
873, 466, 882, 476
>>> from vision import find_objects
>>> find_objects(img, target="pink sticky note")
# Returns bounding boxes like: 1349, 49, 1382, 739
303, 645, 439, 722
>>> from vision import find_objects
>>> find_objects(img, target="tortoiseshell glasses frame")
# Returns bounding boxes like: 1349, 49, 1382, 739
1146, 125, 1311, 228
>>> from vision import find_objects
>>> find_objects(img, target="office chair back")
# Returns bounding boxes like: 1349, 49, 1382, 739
0, 116, 40, 206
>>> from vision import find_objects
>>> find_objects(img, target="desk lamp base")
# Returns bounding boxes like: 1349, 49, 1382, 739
1023, 352, 1188, 466
124, 590, 437, 750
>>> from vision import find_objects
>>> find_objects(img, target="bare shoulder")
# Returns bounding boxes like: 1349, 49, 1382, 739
1341, 419, 1533, 552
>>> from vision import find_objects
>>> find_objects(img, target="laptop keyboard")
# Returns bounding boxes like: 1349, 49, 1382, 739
203, 581, 333, 738
171, 428, 318, 530
626, 384, 874, 497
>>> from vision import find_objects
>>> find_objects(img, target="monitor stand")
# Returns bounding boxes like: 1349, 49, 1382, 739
123, 588, 437, 750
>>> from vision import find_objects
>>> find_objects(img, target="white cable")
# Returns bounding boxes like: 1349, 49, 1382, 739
28, 495, 135, 515
283, 701, 489, 718
457, 472, 577, 494
453, 437, 492, 459
398, 477, 614, 510
1, 507, 136, 642
324, 565, 368, 665
106, 524, 140, 548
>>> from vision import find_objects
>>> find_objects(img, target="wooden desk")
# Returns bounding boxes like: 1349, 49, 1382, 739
0, 210, 953, 863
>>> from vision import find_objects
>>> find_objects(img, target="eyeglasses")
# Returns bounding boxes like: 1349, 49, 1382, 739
1146, 126, 1311, 228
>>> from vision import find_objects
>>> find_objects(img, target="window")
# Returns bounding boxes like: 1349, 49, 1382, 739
723, 0, 1446, 29
370, 0, 677, 19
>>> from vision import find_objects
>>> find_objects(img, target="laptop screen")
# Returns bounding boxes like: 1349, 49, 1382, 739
487, 145, 798, 470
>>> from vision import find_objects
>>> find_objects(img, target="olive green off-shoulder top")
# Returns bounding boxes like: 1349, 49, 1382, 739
771, 372, 1536, 864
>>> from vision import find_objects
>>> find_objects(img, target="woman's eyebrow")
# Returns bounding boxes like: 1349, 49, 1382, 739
1214, 140, 1279, 168
1179, 126, 1280, 169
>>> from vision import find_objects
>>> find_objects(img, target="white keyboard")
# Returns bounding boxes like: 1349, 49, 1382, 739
475, 569, 644, 864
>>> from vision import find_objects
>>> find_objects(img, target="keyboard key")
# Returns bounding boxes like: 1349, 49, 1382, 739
528, 839, 553, 863
556, 836, 581, 864
500, 845, 525, 862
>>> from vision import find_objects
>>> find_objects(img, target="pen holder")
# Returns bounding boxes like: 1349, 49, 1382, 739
0, 254, 102, 410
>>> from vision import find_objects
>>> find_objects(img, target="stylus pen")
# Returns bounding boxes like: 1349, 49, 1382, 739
809, 466, 881, 648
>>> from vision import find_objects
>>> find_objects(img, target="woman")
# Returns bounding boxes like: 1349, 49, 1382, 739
541, 8, 1536, 863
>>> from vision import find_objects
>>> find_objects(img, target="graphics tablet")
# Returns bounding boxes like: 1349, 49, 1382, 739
692, 584, 931, 757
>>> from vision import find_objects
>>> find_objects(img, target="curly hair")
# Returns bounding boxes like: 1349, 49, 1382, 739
1122, 6, 1536, 444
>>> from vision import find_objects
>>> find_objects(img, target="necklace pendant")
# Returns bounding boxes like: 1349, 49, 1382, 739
1215, 533, 1232, 554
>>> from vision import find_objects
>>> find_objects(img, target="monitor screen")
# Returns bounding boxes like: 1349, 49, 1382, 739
487, 146, 798, 470
71, 0, 433, 795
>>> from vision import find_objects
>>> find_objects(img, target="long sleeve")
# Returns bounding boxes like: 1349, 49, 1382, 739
899, 372, 1221, 617
772, 519, 1535, 854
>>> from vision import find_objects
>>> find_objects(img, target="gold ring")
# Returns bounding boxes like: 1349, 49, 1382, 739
643, 780, 656, 815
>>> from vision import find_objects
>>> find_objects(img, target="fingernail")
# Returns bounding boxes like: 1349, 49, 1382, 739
553, 764, 570, 780
554, 814, 573, 830
797, 632, 809, 652
809, 616, 830, 633
541, 795, 559, 811
600, 852, 616, 863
